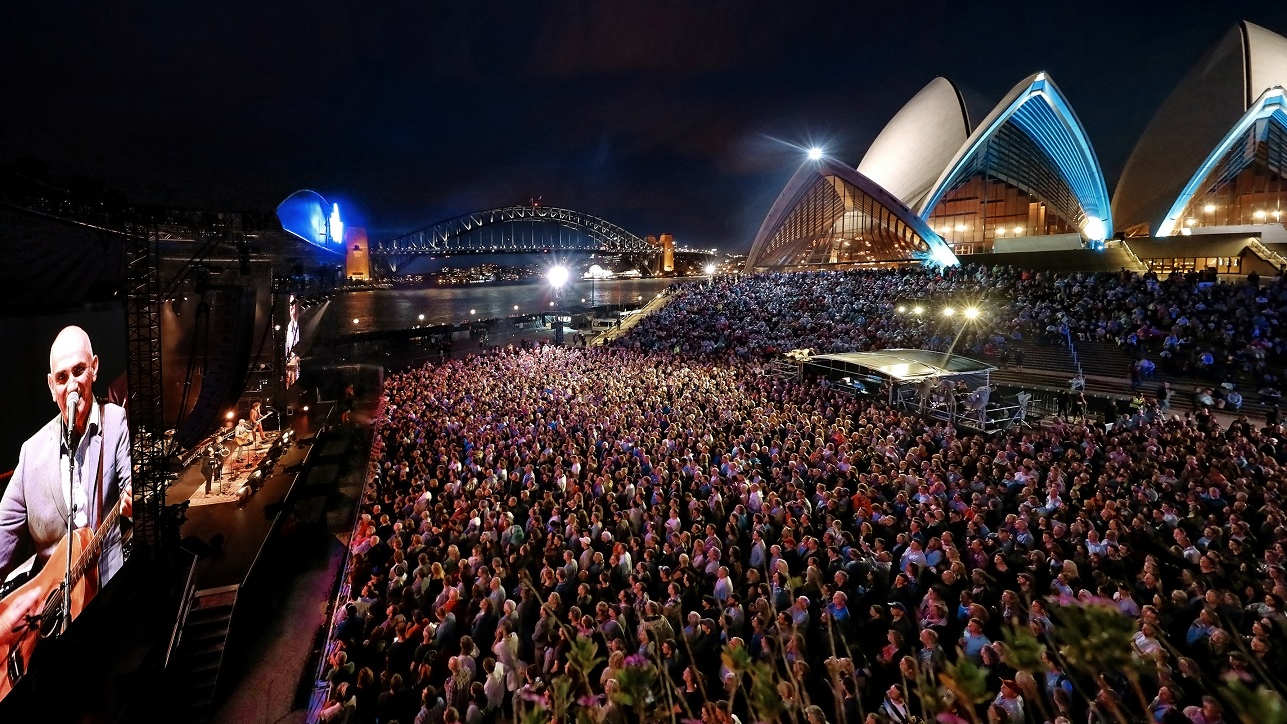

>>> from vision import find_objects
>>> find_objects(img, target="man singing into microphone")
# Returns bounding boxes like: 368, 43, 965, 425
0, 326, 133, 592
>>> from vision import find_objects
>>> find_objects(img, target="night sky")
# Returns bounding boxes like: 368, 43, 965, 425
4, 1, 1287, 251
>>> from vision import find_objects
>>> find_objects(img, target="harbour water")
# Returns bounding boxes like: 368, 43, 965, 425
328, 277, 691, 332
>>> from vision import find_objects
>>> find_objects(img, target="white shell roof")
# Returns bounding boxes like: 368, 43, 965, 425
857, 77, 972, 209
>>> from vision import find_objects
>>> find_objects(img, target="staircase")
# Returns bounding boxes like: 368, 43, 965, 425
1247, 238, 1287, 272
166, 584, 239, 723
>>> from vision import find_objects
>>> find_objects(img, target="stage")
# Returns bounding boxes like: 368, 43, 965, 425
165, 404, 333, 589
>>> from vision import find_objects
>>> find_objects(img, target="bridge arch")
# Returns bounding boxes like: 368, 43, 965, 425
372, 205, 654, 255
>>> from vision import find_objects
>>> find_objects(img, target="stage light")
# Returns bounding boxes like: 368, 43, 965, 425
964, 307, 980, 319
581, 298, 586, 303
1255, 209, 1267, 219
226, 410, 235, 420
1203, 204, 1216, 213
547, 266, 569, 288
897, 305, 906, 313
912, 306, 924, 315
954, 224, 966, 233
550, 302, 555, 307
942, 307, 955, 317
807, 147, 824, 161
514, 305, 519, 311
704, 264, 716, 275
1185, 218, 1196, 227
274, 324, 281, 331
352, 318, 360, 324
470, 309, 476, 315
302, 405, 310, 412
418, 314, 425, 321
1082, 216, 1107, 242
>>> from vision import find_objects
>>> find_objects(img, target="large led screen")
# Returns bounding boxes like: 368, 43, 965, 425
0, 310, 131, 703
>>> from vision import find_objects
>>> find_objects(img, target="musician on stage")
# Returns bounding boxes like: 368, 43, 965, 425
248, 401, 266, 446
205, 441, 226, 494
0, 326, 133, 588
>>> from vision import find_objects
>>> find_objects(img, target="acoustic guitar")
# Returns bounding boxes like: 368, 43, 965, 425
233, 411, 275, 446
0, 501, 123, 699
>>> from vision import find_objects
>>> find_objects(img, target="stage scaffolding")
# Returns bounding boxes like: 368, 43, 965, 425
800, 349, 1031, 433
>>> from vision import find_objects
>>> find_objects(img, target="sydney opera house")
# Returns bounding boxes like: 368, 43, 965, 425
745, 20, 1287, 275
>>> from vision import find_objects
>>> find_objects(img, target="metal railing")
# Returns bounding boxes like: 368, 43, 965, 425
1109, 238, 1148, 272
1062, 324, 1084, 380
1247, 237, 1287, 272
307, 398, 386, 722
163, 550, 200, 669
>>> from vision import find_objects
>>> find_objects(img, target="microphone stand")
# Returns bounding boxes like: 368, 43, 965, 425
61, 412, 76, 637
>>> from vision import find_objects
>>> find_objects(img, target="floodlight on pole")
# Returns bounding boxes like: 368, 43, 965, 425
547, 266, 569, 288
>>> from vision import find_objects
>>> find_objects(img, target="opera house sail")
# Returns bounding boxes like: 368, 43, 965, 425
743, 158, 958, 271
1114, 21, 1287, 237
917, 73, 1112, 255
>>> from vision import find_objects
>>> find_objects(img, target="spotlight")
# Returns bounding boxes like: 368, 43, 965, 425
302, 405, 310, 412
807, 147, 824, 161
942, 307, 955, 317
418, 314, 425, 321
274, 324, 281, 331
1203, 204, 1216, 213
513, 305, 519, 311
352, 318, 360, 324
912, 306, 924, 315
547, 266, 569, 288
469, 309, 476, 315
964, 307, 980, 319
225, 410, 235, 420
704, 264, 716, 275
897, 305, 906, 313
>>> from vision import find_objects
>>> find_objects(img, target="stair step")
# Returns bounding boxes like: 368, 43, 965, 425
178, 640, 226, 658
184, 604, 233, 624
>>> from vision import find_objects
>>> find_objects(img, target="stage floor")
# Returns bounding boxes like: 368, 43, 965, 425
167, 404, 334, 590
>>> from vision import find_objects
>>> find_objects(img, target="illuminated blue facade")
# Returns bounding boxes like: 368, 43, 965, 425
1156, 87, 1287, 236
919, 73, 1112, 249
277, 189, 344, 250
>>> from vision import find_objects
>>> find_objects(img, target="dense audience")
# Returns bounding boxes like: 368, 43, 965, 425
314, 266, 1287, 724
620, 268, 1287, 394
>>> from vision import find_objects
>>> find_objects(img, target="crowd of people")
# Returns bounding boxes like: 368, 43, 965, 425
618, 267, 1287, 397
315, 266, 1287, 724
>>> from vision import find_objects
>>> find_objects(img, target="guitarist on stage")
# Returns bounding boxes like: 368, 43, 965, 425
0, 325, 133, 602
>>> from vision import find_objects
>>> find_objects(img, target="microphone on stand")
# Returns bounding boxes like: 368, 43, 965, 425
60, 389, 82, 637
65, 390, 81, 440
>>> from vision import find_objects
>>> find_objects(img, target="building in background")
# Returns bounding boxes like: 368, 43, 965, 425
1115, 21, 1287, 240
345, 228, 371, 280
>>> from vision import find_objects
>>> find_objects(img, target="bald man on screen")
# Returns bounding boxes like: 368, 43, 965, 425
0, 326, 133, 588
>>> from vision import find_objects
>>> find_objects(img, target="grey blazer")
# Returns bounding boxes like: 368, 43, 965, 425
0, 402, 132, 584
